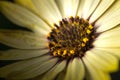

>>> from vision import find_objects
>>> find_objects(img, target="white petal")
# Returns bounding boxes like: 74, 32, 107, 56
89, 0, 115, 23
41, 61, 66, 80
95, 0, 120, 32
0, 30, 48, 49
0, 55, 52, 78
32, 0, 62, 27
82, 0, 100, 19
64, 58, 85, 80
77, 0, 85, 17
94, 47, 120, 59
0, 49, 49, 60
84, 50, 118, 72
55, 0, 79, 18
96, 25, 120, 39
83, 56, 111, 80
93, 36, 120, 47
0, 1, 50, 35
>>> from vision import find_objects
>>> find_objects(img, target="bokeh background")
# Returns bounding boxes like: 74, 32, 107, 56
0, 0, 120, 80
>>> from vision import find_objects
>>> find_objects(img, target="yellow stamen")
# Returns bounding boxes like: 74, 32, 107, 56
58, 50, 61, 55
83, 38, 89, 43
53, 51, 57, 56
63, 50, 67, 56
88, 25, 93, 29
87, 29, 91, 34
70, 50, 75, 54
82, 43, 85, 47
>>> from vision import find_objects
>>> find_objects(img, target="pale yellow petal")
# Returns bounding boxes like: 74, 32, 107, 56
0, 1, 50, 35
81, 0, 100, 19
64, 58, 85, 80
6, 58, 58, 79
77, 0, 86, 17
93, 36, 120, 47
32, 0, 62, 27
96, 10, 120, 32
0, 55, 51, 78
41, 61, 66, 80
14, 0, 40, 15
83, 56, 111, 80
0, 49, 49, 60
94, 47, 120, 59
56, 70, 66, 80
89, 0, 115, 23
0, 30, 48, 49
95, 0, 120, 32
55, 0, 79, 18
94, 26, 120, 47
84, 50, 118, 72
95, 0, 120, 24
96, 25, 120, 39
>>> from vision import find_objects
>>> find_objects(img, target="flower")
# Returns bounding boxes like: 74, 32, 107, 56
0, 0, 120, 80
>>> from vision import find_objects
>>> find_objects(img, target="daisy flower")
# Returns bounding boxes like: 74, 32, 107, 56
0, 0, 120, 80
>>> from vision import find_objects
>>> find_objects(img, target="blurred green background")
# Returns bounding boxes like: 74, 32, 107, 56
0, 0, 120, 80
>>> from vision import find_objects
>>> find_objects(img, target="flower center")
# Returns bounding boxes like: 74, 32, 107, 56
47, 16, 95, 59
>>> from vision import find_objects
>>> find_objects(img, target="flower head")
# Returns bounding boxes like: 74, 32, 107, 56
0, 0, 120, 80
